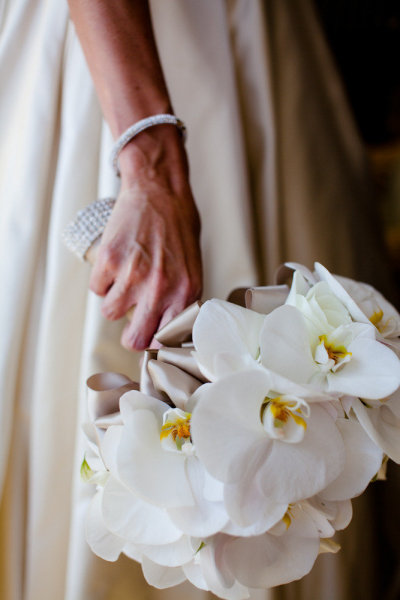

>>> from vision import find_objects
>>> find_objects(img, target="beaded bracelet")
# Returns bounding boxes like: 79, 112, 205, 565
62, 198, 116, 260
110, 114, 186, 177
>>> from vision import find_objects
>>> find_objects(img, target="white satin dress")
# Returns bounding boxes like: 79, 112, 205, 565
0, 1, 385, 599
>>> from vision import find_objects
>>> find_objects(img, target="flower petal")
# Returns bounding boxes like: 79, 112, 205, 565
167, 458, 230, 537
223, 477, 287, 533
191, 369, 271, 483
117, 395, 194, 507
85, 488, 125, 561
223, 527, 319, 588
321, 418, 383, 501
140, 536, 196, 567
257, 405, 345, 504
314, 263, 369, 324
182, 561, 209, 591
101, 477, 181, 545
328, 337, 400, 399
141, 556, 187, 588
193, 299, 265, 380
352, 396, 400, 463
260, 305, 318, 385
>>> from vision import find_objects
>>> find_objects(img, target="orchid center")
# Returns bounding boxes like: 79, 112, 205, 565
368, 308, 394, 335
282, 504, 294, 530
315, 334, 352, 373
160, 408, 193, 453
369, 308, 383, 328
261, 395, 309, 444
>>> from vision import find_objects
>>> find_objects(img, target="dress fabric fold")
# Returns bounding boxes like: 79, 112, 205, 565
0, 1, 385, 598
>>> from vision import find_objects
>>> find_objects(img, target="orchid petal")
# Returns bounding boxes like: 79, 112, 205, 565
321, 418, 383, 501
257, 405, 345, 504
117, 395, 194, 507
192, 299, 265, 380
314, 263, 370, 324
285, 271, 312, 305
260, 305, 318, 385
100, 425, 123, 472
223, 477, 287, 533
352, 397, 400, 463
224, 527, 319, 588
182, 561, 209, 591
141, 556, 187, 588
191, 369, 271, 483
202, 540, 250, 600
85, 489, 125, 561
328, 337, 400, 399
101, 477, 181, 545
284, 262, 317, 285
167, 458, 229, 537
140, 536, 196, 567
309, 496, 353, 531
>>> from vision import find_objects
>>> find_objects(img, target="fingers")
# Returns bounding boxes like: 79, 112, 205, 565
147, 303, 188, 349
121, 299, 161, 350
90, 243, 142, 319
121, 288, 199, 351
100, 276, 137, 320
89, 245, 117, 296
157, 303, 187, 332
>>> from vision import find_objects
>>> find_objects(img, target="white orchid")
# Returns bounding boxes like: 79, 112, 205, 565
83, 421, 189, 561
191, 368, 345, 530
218, 502, 324, 590
192, 299, 265, 381
314, 262, 400, 340
110, 391, 229, 538
143, 535, 251, 600
260, 302, 400, 399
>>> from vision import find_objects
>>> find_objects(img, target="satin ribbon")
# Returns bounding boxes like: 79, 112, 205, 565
86, 372, 139, 425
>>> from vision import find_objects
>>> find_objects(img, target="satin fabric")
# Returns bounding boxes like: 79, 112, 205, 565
0, 1, 382, 598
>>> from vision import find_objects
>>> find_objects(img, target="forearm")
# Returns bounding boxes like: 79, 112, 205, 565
68, 0, 171, 136
68, 0, 187, 187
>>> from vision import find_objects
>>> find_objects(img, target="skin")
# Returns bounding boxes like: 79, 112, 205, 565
68, 0, 202, 350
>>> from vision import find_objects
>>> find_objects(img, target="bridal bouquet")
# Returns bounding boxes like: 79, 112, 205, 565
81, 262, 400, 599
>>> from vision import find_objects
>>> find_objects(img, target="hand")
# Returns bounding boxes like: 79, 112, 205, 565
89, 140, 202, 351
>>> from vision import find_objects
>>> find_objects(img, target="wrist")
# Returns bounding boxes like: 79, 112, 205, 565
118, 126, 190, 192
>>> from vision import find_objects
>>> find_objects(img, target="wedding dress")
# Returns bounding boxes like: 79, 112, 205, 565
0, 1, 386, 599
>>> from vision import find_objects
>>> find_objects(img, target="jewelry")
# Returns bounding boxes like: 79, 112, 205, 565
62, 197, 116, 260
110, 114, 186, 177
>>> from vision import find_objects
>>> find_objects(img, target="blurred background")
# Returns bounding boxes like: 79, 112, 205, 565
316, 0, 400, 287
314, 3, 400, 597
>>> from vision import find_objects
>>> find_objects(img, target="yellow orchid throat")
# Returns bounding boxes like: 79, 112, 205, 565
369, 308, 394, 335
369, 309, 384, 328
270, 399, 307, 430
318, 335, 352, 366
282, 504, 294, 530
160, 411, 191, 451
261, 397, 307, 430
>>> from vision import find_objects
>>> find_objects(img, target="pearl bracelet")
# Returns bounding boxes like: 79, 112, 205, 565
110, 114, 186, 177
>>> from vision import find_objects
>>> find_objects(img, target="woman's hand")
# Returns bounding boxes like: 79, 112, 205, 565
89, 132, 202, 350
68, 0, 202, 349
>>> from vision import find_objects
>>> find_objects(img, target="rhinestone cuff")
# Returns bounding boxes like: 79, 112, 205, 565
110, 114, 186, 177
62, 197, 116, 261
